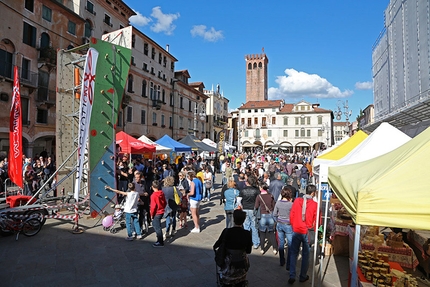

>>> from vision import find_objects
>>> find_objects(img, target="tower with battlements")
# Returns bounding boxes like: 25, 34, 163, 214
245, 52, 269, 102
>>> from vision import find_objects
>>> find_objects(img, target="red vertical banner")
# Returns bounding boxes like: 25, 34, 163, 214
8, 66, 23, 188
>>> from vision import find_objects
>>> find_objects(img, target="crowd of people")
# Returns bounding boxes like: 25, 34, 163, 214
0, 153, 55, 196
105, 149, 319, 285
214, 151, 319, 286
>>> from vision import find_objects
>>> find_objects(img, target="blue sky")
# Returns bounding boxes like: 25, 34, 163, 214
125, 0, 389, 122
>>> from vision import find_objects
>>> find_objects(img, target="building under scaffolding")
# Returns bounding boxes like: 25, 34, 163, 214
367, 0, 430, 136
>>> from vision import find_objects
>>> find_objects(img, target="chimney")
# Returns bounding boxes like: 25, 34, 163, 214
166, 44, 169, 52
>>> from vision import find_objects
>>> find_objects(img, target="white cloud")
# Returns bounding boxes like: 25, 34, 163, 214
150, 6, 180, 35
190, 25, 224, 42
268, 68, 353, 100
130, 10, 152, 27
355, 81, 373, 90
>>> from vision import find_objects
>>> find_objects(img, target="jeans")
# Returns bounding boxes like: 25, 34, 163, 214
202, 184, 211, 200
125, 212, 141, 238
165, 208, 177, 233
225, 210, 234, 228
300, 178, 308, 191
258, 213, 275, 232
277, 223, 293, 269
289, 232, 310, 281
243, 209, 260, 247
222, 174, 227, 185
152, 214, 163, 244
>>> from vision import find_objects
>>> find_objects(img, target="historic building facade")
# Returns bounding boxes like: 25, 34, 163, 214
204, 84, 229, 141
0, 0, 226, 158
238, 100, 333, 153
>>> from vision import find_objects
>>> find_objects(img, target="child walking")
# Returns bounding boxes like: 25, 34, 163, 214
179, 193, 188, 228
105, 182, 142, 241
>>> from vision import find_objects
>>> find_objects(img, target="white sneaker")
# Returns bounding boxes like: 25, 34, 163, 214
164, 232, 170, 240
190, 228, 200, 233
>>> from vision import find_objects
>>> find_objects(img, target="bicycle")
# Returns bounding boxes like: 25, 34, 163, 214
0, 212, 42, 240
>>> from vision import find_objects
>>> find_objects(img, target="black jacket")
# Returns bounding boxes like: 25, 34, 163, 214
239, 185, 260, 210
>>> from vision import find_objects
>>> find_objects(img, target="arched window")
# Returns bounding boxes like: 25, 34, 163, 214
40, 32, 50, 49
127, 74, 133, 92
84, 20, 92, 38
150, 82, 154, 100
141, 80, 147, 97
258, 62, 262, 68
253, 63, 257, 69
248, 63, 252, 70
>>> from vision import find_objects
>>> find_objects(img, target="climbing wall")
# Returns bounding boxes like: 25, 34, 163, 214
56, 49, 83, 194
88, 28, 132, 217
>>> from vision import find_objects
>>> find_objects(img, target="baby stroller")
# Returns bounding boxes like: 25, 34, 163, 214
103, 205, 126, 234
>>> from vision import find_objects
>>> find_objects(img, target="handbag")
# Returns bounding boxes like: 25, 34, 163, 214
205, 180, 213, 189
173, 187, 181, 205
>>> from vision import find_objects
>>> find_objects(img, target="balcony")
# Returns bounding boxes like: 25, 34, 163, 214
19, 68, 38, 88
152, 99, 162, 110
36, 88, 56, 108
38, 46, 57, 65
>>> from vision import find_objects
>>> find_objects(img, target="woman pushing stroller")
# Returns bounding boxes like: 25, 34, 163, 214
213, 209, 252, 286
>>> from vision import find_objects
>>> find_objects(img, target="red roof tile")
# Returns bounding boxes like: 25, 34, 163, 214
239, 100, 283, 109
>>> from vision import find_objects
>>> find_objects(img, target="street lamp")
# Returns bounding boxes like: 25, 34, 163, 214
336, 100, 352, 136
320, 123, 330, 148
237, 122, 245, 152
193, 102, 206, 137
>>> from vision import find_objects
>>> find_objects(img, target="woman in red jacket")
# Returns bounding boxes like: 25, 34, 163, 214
150, 180, 167, 247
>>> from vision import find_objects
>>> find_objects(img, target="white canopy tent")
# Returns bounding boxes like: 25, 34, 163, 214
202, 138, 236, 152
138, 135, 172, 154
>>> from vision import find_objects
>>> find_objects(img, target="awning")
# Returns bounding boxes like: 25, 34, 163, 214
241, 143, 258, 148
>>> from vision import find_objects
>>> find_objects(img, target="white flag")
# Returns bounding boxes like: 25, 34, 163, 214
75, 48, 99, 201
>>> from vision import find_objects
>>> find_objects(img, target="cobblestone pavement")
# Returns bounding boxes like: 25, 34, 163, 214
0, 174, 352, 287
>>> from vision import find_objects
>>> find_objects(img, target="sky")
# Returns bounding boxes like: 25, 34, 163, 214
125, 0, 390, 122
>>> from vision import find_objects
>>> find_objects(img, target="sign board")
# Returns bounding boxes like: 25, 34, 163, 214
321, 182, 331, 201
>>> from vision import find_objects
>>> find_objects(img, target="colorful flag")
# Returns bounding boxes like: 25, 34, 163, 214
75, 48, 99, 201
8, 66, 23, 188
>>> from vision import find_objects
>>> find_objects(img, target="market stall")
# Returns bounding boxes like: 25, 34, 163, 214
115, 131, 156, 154
138, 134, 172, 154
328, 125, 430, 286
407, 230, 430, 277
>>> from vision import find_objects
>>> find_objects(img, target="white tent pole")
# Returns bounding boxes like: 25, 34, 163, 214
318, 185, 331, 287
350, 224, 361, 287
312, 183, 322, 287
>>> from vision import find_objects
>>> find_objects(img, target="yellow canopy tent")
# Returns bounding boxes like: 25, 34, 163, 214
313, 130, 368, 182
329, 126, 430, 286
328, 125, 430, 230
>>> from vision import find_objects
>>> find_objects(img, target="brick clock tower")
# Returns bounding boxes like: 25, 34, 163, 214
245, 50, 269, 102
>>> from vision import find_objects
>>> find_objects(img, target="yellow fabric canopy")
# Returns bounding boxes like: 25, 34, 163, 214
313, 130, 368, 182
328, 126, 430, 230
317, 130, 368, 161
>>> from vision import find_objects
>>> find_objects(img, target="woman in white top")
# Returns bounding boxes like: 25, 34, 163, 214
202, 166, 213, 202
105, 182, 142, 241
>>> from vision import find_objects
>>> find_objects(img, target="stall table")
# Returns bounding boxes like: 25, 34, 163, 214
348, 226, 418, 269
407, 230, 430, 277
357, 261, 403, 287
